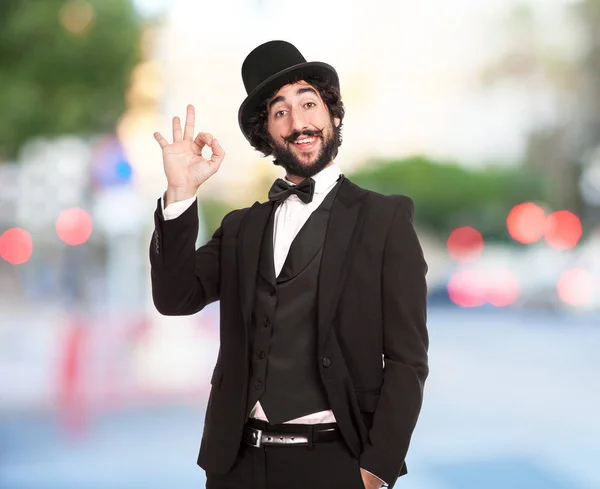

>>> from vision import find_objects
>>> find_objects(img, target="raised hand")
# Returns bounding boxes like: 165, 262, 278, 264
154, 104, 225, 204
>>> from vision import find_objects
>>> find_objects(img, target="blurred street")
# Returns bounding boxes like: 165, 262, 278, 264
1, 306, 599, 489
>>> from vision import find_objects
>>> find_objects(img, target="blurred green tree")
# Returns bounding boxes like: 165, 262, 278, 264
0, 0, 142, 161
348, 156, 552, 241
200, 198, 238, 241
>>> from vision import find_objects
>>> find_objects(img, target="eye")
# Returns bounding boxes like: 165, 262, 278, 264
274, 110, 286, 118
305, 102, 316, 109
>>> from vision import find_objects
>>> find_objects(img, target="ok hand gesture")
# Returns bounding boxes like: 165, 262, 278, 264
154, 104, 225, 201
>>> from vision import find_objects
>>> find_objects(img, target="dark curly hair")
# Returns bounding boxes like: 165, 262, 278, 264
246, 74, 345, 162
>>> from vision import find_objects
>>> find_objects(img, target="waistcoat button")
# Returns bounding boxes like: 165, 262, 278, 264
259, 351, 266, 359
255, 381, 263, 389
322, 357, 331, 368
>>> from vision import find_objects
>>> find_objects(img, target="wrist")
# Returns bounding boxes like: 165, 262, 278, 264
165, 186, 197, 207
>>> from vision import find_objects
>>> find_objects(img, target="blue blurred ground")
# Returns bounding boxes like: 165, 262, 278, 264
1, 306, 599, 489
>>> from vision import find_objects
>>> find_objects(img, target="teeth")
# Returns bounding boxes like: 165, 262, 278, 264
295, 137, 315, 144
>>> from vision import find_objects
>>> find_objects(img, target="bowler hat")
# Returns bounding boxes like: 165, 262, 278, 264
238, 40, 339, 141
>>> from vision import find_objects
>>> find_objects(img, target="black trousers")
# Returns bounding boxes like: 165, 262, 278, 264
205, 422, 364, 489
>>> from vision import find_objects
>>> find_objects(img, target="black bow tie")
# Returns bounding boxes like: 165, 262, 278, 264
268, 177, 315, 204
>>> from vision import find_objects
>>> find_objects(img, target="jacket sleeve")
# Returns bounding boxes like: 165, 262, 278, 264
359, 195, 429, 487
149, 196, 235, 316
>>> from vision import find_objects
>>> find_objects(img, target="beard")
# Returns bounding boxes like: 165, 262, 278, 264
268, 123, 338, 179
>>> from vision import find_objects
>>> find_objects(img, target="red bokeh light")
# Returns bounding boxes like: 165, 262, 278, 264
447, 226, 484, 263
447, 269, 487, 307
448, 267, 520, 308
557, 268, 594, 306
0, 228, 33, 265
56, 208, 93, 246
486, 269, 520, 307
544, 210, 582, 250
506, 202, 546, 244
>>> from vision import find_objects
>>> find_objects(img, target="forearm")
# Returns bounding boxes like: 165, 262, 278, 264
359, 358, 426, 483
360, 196, 429, 485
150, 197, 220, 315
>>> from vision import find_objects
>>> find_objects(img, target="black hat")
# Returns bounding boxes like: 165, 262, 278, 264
238, 40, 339, 142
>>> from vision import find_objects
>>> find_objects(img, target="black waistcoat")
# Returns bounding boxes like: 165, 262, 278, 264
245, 176, 343, 424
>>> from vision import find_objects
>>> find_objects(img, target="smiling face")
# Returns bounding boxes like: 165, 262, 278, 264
266, 80, 340, 181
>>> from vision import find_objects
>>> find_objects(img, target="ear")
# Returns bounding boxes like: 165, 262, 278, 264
333, 117, 341, 128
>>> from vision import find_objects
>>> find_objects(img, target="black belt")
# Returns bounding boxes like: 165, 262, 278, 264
243, 418, 340, 448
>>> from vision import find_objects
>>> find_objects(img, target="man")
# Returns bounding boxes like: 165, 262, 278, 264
150, 40, 428, 489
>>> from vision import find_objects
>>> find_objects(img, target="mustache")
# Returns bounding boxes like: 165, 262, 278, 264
283, 128, 323, 144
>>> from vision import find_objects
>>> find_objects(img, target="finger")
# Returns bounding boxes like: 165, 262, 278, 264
153, 132, 169, 149
172, 116, 182, 141
209, 138, 225, 167
194, 132, 214, 151
183, 105, 195, 140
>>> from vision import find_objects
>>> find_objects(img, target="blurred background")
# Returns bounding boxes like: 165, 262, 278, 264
1, 0, 599, 488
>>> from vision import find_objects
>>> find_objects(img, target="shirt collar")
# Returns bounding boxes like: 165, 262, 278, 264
284, 163, 342, 195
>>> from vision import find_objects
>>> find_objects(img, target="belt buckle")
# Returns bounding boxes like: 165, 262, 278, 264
247, 427, 263, 448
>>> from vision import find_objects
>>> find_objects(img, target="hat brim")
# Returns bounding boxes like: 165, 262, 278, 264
238, 61, 339, 142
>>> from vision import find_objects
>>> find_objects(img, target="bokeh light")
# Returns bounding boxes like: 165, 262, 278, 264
60, 0, 95, 35
91, 136, 134, 189
557, 268, 595, 306
448, 267, 520, 308
0, 228, 33, 265
486, 268, 520, 307
55, 208, 93, 246
447, 269, 487, 308
544, 210, 582, 250
506, 202, 547, 244
447, 226, 484, 263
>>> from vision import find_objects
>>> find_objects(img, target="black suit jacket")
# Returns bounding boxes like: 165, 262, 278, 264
149, 177, 429, 488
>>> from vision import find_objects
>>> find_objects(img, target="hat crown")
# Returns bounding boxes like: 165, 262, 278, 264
241, 40, 307, 95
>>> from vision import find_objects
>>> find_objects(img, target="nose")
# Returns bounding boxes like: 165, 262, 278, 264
290, 107, 309, 134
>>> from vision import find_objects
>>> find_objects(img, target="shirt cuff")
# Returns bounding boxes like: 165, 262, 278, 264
161, 193, 197, 221
362, 468, 388, 487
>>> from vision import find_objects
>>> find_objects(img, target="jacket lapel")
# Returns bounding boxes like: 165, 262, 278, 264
317, 179, 368, 350
238, 200, 275, 329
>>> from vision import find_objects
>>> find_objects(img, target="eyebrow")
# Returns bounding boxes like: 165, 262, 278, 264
268, 87, 318, 111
